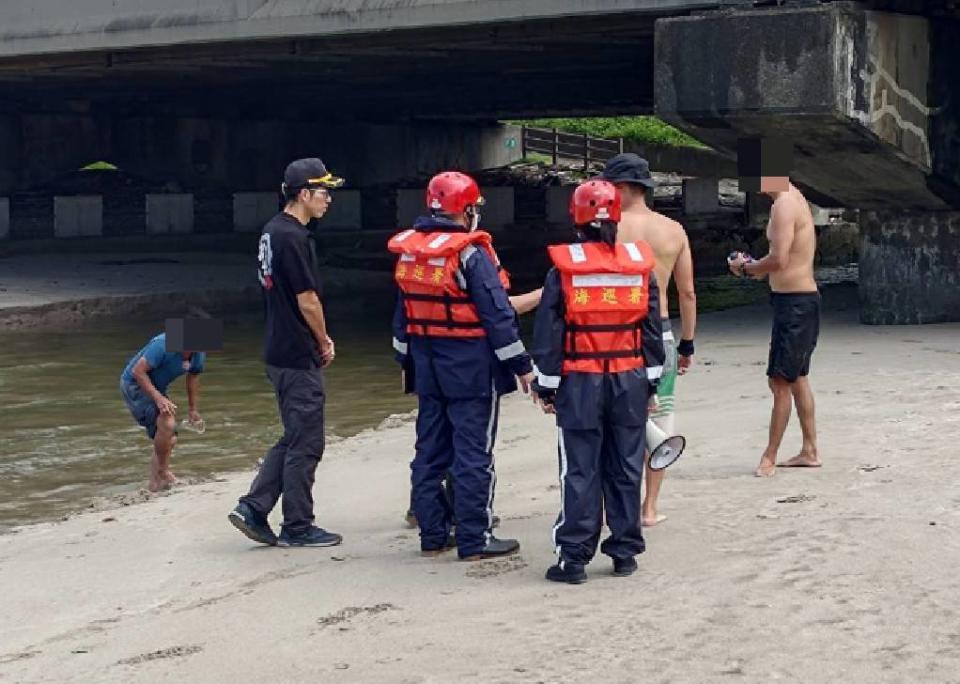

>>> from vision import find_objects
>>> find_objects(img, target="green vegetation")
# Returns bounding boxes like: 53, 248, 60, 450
509, 152, 553, 165
509, 116, 706, 148
669, 275, 768, 314
80, 161, 118, 171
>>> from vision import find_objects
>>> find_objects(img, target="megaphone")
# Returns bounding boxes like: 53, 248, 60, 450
646, 419, 686, 471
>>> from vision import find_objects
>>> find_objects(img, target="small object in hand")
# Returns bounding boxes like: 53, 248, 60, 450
727, 251, 754, 278
180, 417, 205, 434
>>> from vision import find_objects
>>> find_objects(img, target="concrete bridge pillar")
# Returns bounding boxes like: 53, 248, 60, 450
859, 210, 960, 324
655, 5, 960, 323
0, 114, 21, 195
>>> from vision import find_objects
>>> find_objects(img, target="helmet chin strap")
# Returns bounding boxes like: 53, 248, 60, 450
466, 206, 480, 231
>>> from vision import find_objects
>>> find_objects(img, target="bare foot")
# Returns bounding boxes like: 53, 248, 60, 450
162, 470, 179, 487
147, 478, 170, 493
642, 513, 667, 527
755, 455, 777, 478
779, 452, 821, 468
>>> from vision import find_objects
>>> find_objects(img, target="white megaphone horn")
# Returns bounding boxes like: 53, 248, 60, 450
646, 419, 686, 471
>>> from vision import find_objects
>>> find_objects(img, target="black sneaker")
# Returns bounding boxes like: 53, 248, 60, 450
545, 563, 588, 584
228, 503, 278, 546
459, 536, 519, 561
612, 557, 638, 577
278, 526, 343, 547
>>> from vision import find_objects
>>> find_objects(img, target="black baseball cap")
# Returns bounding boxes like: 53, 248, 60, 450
283, 158, 345, 191
601, 153, 657, 188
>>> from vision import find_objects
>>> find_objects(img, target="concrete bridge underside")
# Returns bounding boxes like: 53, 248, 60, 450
0, 0, 959, 323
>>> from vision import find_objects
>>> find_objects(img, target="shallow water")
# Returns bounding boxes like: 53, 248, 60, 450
0, 266, 855, 530
0, 314, 416, 530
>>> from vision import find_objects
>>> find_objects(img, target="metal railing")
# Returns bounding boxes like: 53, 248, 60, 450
520, 126, 624, 170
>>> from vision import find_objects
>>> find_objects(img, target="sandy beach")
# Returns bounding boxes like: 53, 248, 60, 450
2, 293, 959, 683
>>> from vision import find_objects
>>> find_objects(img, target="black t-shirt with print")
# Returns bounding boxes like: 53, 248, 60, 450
257, 212, 323, 369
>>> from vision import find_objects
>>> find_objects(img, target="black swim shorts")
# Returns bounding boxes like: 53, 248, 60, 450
767, 292, 821, 382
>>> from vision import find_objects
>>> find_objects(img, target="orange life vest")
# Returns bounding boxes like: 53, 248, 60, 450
387, 229, 511, 338
548, 240, 656, 374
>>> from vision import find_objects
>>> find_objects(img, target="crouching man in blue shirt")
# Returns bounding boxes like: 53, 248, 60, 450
120, 315, 217, 491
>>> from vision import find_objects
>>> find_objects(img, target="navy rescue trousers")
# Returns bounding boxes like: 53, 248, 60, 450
553, 392, 649, 566
411, 392, 500, 558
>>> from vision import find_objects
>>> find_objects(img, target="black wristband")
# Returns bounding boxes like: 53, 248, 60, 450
534, 386, 557, 405
677, 339, 695, 356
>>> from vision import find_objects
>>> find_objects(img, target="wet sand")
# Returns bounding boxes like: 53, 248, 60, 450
2, 296, 959, 682
0, 252, 394, 330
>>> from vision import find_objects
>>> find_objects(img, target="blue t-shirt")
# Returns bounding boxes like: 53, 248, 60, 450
121, 333, 206, 395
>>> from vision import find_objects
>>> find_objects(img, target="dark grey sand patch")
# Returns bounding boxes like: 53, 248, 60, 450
316, 603, 399, 630
465, 555, 528, 579
116, 644, 203, 666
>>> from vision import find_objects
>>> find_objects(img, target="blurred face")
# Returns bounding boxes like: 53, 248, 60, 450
301, 187, 332, 219
759, 176, 790, 193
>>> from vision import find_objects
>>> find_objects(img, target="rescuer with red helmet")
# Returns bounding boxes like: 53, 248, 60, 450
388, 171, 535, 560
530, 179, 665, 583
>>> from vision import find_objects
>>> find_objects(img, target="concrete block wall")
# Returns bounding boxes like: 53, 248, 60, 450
233, 192, 279, 233
682, 178, 719, 215
0, 198, 9, 239
549, 182, 720, 225
479, 188, 515, 228
322, 190, 362, 230
361, 124, 523, 187
146, 194, 194, 234
396, 188, 515, 228
546, 186, 575, 226
396, 189, 424, 228
54, 196, 102, 237
480, 125, 524, 170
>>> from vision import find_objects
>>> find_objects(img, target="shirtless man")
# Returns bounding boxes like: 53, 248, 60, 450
602, 153, 697, 527
728, 175, 820, 477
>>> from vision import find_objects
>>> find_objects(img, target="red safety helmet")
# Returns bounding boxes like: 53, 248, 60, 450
569, 179, 622, 225
426, 171, 484, 215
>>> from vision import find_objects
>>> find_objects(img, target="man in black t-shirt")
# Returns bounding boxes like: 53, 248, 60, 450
229, 158, 345, 548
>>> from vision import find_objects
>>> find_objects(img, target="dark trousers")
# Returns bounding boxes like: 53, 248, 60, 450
241, 365, 325, 534
411, 392, 499, 557
553, 422, 647, 565
409, 473, 454, 515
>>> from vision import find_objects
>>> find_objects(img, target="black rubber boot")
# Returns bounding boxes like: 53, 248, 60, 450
545, 563, 588, 584
459, 536, 520, 561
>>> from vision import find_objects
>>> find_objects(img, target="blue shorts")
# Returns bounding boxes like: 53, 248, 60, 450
120, 380, 161, 440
